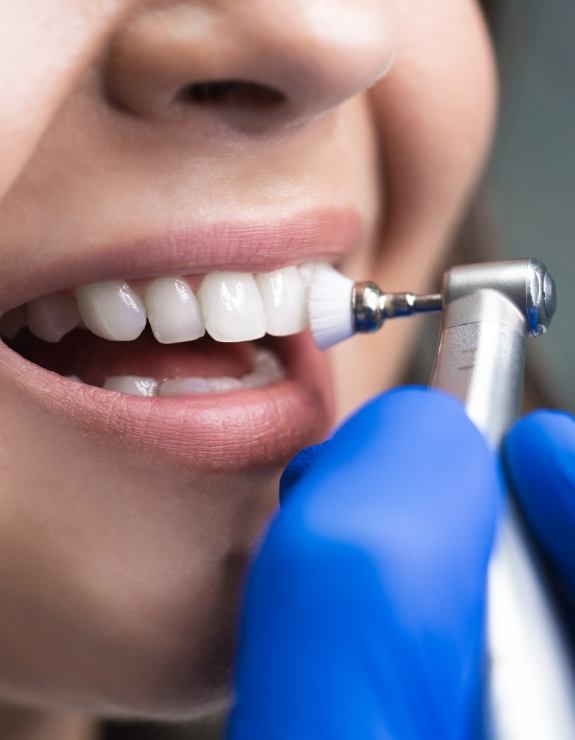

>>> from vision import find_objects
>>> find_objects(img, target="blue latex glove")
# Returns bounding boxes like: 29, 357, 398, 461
505, 410, 575, 601
227, 387, 499, 740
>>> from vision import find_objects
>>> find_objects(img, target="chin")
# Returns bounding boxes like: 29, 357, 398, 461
0, 464, 275, 720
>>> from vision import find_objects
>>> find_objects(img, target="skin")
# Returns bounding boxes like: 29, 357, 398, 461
0, 1, 496, 738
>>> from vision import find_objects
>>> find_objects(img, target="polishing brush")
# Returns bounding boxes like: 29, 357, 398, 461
308, 263, 443, 350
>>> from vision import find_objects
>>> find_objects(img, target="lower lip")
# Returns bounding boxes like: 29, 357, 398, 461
0, 333, 334, 470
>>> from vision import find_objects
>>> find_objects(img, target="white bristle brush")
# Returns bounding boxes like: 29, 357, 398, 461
307, 264, 356, 349
308, 263, 443, 350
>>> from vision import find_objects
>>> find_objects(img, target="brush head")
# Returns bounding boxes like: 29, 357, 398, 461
308, 263, 355, 349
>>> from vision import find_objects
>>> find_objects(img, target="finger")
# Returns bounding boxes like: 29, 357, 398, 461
505, 410, 575, 598
228, 387, 498, 739
279, 441, 333, 505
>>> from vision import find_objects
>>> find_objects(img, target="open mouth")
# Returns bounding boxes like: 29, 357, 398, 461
1, 265, 315, 397
0, 210, 360, 467
0, 262, 334, 468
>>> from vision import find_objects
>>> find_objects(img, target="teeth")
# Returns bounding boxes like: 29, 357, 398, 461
76, 281, 146, 341
27, 293, 80, 343
298, 262, 320, 289
242, 349, 286, 388
159, 377, 212, 396
254, 347, 285, 375
103, 376, 158, 396
197, 272, 266, 342
256, 267, 307, 337
207, 376, 245, 392
148, 349, 285, 397
159, 376, 244, 397
144, 277, 205, 344
0, 306, 27, 339
7, 262, 320, 346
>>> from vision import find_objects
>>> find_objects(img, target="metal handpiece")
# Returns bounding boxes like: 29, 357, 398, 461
430, 259, 575, 739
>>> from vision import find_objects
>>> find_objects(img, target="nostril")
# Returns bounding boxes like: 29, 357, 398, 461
178, 79, 286, 109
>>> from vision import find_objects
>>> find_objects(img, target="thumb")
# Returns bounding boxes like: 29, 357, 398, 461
228, 387, 498, 740
279, 441, 333, 505
505, 410, 575, 599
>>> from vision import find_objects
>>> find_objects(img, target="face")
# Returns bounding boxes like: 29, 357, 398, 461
0, 0, 495, 720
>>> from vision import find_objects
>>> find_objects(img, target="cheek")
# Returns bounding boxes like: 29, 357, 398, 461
0, 1, 134, 200
369, 0, 497, 277
333, 1, 496, 418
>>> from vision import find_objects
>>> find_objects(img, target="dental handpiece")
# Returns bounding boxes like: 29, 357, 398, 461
309, 259, 575, 738
428, 260, 575, 739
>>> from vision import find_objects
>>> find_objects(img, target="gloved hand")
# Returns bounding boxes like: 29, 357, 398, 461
505, 409, 575, 602
227, 387, 500, 740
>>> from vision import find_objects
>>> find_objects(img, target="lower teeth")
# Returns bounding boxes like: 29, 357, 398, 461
103, 376, 158, 396
99, 349, 285, 397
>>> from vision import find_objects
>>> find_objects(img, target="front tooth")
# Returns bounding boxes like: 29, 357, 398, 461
197, 272, 266, 342
104, 376, 158, 396
76, 281, 146, 341
144, 277, 205, 344
298, 262, 320, 289
0, 306, 27, 339
256, 266, 307, 336
27, 294, 80, 343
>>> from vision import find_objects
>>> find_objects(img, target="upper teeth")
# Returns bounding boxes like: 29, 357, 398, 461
0, 265, 314, 343
197, 272, 266, 343
144, 277, 205, 344
76, 281, 147, 342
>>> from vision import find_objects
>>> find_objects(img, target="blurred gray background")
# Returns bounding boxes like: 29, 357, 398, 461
487, 0, 575, 410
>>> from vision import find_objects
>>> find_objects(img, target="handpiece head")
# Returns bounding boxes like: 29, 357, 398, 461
442, 258, 557, 337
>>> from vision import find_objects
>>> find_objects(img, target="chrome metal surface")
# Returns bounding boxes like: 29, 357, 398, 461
439, 259, 556, 338
352, 284, 442, 333
410, 293, 443, 313
430, 259, 575, 739
431, 320, 524, 447
380, 292, 442, 318
525, 258, 556, 335
352, 282, 385, 333
381, 291, 417, 318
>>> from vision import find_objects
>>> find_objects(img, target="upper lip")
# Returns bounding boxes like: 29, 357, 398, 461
0, 207, 362, 313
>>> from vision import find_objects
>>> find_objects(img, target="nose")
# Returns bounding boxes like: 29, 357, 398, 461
105, 0, 396, 131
